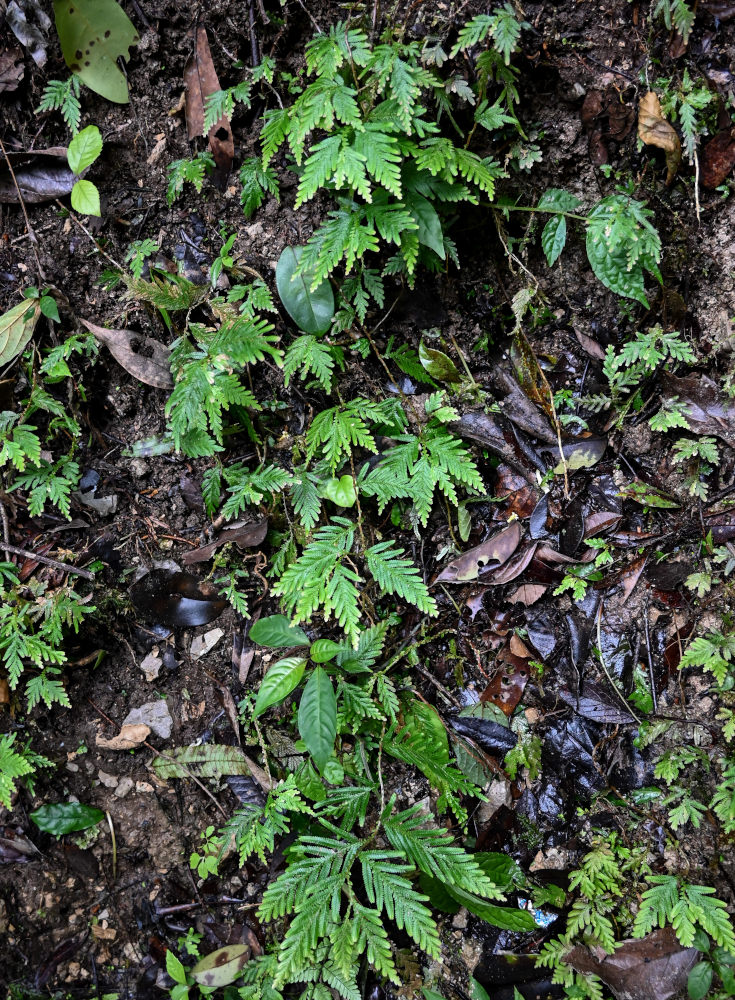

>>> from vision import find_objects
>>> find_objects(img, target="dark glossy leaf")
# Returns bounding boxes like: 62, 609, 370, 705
31, 802, 104, 837
276, 245, 334, 334
559, 682, 636, 725
449, 714, 518, 755
419, 340, 462, 383
407, 192, 445, 258
687, 962, 713, 1000
130, 570, 227, 628
661, 373, 735, 447
249, 614, 309, 648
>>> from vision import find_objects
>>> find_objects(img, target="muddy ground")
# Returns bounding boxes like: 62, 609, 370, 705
2, 0, 735, 997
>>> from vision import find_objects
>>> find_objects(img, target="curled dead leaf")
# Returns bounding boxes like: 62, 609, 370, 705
434, 521, 521, 584
96, 722, 150, 750
82, 319, 172, 389
638, 91, 681, 185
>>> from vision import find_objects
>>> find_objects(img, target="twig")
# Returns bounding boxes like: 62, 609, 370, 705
106, 811, 117, 881
642, 598, 658, 714
0, 499, 10, 562
0, 136, 46, 280
415, 662, 461, 708
0, 542, 95, 580
56, 201, 125, 271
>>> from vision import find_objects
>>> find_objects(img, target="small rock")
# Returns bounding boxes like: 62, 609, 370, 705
98, 771, 118, 788
123, 699, 173, 740
130, 458, 149, 478
135, 781, 154, 794
190, 628, 224, 659
452, 909, 468, 930
139, 649, 162, 682
114, 777, 135, 798
66, 762, 79, 773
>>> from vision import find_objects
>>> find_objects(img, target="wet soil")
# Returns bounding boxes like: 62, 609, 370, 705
2, 0, 735, 997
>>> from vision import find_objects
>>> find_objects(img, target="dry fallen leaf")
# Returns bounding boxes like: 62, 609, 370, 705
82, 319, 172, 390
434, 521, 522, 584
96, 723, 150, 750
0, 147, 75, 203
184, 26, 234, 186
638, 91, 681, 185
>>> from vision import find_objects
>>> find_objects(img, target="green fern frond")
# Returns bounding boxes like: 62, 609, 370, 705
365, 541, 437, 615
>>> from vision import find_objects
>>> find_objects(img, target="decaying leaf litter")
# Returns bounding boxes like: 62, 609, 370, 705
1, 0, 735, 997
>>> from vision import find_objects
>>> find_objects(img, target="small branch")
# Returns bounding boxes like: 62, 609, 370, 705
0, 136, 46, 281
1, 542, 95, 580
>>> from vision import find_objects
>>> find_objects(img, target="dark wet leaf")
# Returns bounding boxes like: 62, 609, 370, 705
276, 246, 335, 334
495, 465, 539, 518
543, 715, 604, 795
449, 714, 518, 755
182, 517, 268, 564
34, 935, 84, 989
185, 27, 233, 183
481, 637, 535, 716
559, 681, 636, 724
544, 436, 607, 473
81, 319, 172, 389
452, 410, 539, 483
701, 128, 735, 189
435, 522, 521, 584
31, 802, 104, 837
566, 927, 698, 1000
495, 370, 557, 443
249, 614, 309, 648
226, 774, 266, 806
130, 570, 227, 628
584, 511, 622, 538
529, 495, 551, 539
488, 542, 539, 585
0, 826, 40, 863
6, 0, 51, 67
661, 373, 735, 447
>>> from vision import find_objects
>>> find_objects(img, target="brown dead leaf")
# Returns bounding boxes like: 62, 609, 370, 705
661, 372, 735, 446
182, 517, 268, 564
96, 723, 150, 750
0, 147, 75, 203
566, 927, 698, 1000
638, 91, 681, 185
0, 48, 24, 92
507, 583, 547, 606
184, 27, 234, 185
701, 128, 735, 188
81, 319, 172, 390
434, 521, 521, 584
480, 637, 536, 716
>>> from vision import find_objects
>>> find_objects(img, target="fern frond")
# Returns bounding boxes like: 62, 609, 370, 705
365, 541, 437, 615
360, 850, 441, 956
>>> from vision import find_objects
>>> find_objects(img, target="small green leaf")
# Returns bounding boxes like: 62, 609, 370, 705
31, 801, 104, 837
276, 246, 335, 335
39, 296, 61, 322
422, 990, 446, 1000
418, 341, 462, 384
249, 614, 309, 648
688, 962, 713, 1000
253, 656, 307, 717
191, 945, 249, 988
67, 125, 103, 174
166, 949, 188, 985
310, 639, 341, 663
0, 298, 40, 366
54, 0, 139, 103
298, 666, 337, 771
318, 475, 356, 507
70, 179, 101, 216
407, 192, 445, 259
476, 852, 523, 890
470, 980, 492, 1000
541, 215, 567, 267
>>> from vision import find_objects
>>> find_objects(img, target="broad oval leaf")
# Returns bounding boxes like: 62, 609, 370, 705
249, 614, 309, 648
67, 125, 102, 174
298, 666, 336, 771
276, 245, 334, 335
191, 945, 250, 988
0, 298, 40, 366
310, 639, 341, 663
53, 0, 139, 103
688, 962, 713, 1000
31, 802, 104, 837
70, 178, 100, 216
418, 341, 462, 383
253, 656, 307, 717
407, 192, 445, 259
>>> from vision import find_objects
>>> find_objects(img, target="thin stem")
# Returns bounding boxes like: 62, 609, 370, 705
481, 201, 589, 223
1, 542, 95, 580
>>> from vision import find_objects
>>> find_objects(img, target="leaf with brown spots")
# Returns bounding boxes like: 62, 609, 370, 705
191, 944, 250, 988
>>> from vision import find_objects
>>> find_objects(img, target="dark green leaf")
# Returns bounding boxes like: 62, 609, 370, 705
31, 802, 104, 836
407, 192, 445, 259
253, 656, 307, 717
249, 615, 309, 648
418, 341, 462, 384
310, 639, 341, 663
476, 852, 524, 890
541, 215, 566, 267
39, 296, 60, 322
688, 962, 713, 1000
298, 666, 337, 771
537, 188, 581, 213
470, 980, 492, 1000
276, 245, 335, 335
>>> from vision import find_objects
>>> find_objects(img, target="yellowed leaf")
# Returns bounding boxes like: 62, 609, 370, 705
638, 91, 681, 185
96, 723, 150, 749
